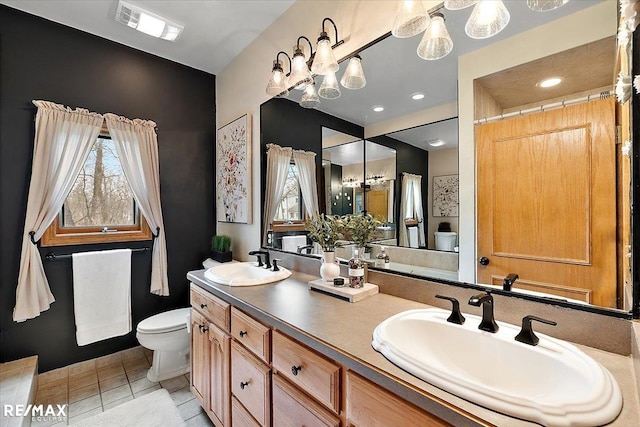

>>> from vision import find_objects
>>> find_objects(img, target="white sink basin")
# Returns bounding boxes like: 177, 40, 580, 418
372, 308, 622, 427
204, 262, 291, 286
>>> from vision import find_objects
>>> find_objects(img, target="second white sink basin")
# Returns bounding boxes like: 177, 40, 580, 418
204, 262, 291, 286
372, 308, 622, 427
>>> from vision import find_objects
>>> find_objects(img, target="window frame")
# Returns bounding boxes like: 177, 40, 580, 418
40, 124, 153, 247
270, 162, 307, 232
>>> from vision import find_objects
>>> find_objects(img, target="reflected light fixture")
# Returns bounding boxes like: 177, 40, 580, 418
319, 71, 341, 99
392, 0, 430, 38
289, 36, 314, 90
537, 77, 563, 88
428, 139, 446, 147
465, 0, 510, 39
411, 92, 425, 100
340, 55, 366, 89
266, 51, 291, 97
372, 106, 385, 112
311, 18, 342, 75
300, 81, 321, 108
417, 12, 453, 60
444, 0, 479, 10
526, 0, 570, 12
115, 0, 183, 41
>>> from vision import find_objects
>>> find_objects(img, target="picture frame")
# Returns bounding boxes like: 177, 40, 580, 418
433, 174, 459, 217
216, 114, 252, 223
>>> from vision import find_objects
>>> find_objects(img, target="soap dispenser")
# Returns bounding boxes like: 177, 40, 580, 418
376, 246, 390, 269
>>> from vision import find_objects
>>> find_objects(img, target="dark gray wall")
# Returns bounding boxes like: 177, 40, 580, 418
0, 6, 216, 371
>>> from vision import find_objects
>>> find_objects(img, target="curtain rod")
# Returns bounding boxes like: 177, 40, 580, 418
44, 247, 150, 261
474, 89, 613, 125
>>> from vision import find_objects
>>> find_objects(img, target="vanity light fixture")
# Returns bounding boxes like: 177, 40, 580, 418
444, 0, 479, 10
265, 51, 291, 97
428, 139, 446, 147
372, 106, 385, 112
526, 0, 570, 12
392, 0, 431, 38
537, 77, 563, 88
411, 92, 425, 100
465, 0, 511, 40
289, 36, 314, 90
300, 81, 321, 109
311, 18, 343, 76
115, 0, 184, 41
417, 12, 454, 60
319, 70, 342, 99
340, 55, 367, 90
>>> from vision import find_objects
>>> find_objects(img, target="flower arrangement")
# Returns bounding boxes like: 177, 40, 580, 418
304, 214, 346, 252
345, 212, 382, 248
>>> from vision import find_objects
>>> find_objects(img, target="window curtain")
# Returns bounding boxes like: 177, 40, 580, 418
399, 173, 426, 248
14, 101, 104, 322
263, 144, 293, 244
292, 149, 319, 218
105, 113, 169, 296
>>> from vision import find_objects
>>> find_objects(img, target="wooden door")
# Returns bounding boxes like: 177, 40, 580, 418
208, 323, 230, 427
476, 98, 617, 307
191, 309, 210, 408
366, 190, 388, 222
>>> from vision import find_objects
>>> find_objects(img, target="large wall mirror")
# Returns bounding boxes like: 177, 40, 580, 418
260, 0, 637, 317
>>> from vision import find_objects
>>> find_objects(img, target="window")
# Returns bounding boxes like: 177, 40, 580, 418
41, 130, 152, 246
273, 163, 303, 222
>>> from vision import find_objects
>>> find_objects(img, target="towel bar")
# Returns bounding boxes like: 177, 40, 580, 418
44, 247, 150, 261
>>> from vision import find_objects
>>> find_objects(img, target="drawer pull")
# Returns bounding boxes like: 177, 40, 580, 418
200, 303, 207, 309
198, 324, 208, 333
239, 330, 248, 338
291, 365, 302, 376
240, 381, 249, 390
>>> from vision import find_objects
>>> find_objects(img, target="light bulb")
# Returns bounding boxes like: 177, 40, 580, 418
392, 0, 430, 38
444, 0, 478, 10
266, 60, 286, 96
465, 0, 510, 40
417, 13, 453, 60
319, 71, 341, 99
526, 0, 569, 12
289, 46, 312, 90
340, 56, 366, 89
311, 36, 339, 75
300, 82, 320, 108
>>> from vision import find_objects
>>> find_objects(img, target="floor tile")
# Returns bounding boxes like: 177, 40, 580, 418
68, 371, 98, 392
38, 368, 68, 386
129, 376, 159, 394
178, 398, 204, 421
121, 346, 146, 361
100, 383, 132, 405
68, 394, 102, 418
133, 384, 161, 398
124, 364, 149, 382
103, 394, 133, 411
67, 406, 103, 425
68, 360, 95, 377
184, 412, 215, 426
97, 364, 125, 381
170, 386, 195, 406
160, 375, 190, 393
95, 352, 122, 370
35, 386, 67, 405
99, 372, 128, 392
69, 383, 99, 404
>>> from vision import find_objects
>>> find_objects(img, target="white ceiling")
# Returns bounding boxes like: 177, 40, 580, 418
0, 0, 295, 74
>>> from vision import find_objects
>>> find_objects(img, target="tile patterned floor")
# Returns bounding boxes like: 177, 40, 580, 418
32, 347, 214, 426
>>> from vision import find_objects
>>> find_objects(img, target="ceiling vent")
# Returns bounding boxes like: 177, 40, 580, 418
115, 0, 183, 42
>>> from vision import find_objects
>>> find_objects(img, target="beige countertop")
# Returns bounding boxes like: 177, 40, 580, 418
187, 269, 640, 427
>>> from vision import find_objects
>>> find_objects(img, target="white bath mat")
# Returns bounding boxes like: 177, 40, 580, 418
70, 389, 184, 427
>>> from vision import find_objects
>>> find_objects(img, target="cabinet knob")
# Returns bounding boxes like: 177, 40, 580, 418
200, 303, 207, 309
240, 381, 249, 390
479, 256, 490, 266
291, 365, 302, 376
201, 326, 209, 333
239, 330, 248, 338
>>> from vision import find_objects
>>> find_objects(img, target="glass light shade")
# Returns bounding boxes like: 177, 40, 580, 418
318, 72, 341, 99
340, 56, 366, 89
392, 0, 430, 38
289, 48, 312, 90
266, 60, 287, 96
465, 0, 510, 40
417, 14, 453, 60
311, 37, 339, 75
276, 76, 290, 98
526, 0, 569, 12
300, 83, 320, 108
444, 0, 478, 10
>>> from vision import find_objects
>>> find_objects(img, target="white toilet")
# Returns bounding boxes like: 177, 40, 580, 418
136, 307, 191, 382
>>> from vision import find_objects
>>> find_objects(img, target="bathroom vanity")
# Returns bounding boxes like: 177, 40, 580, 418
187, 269, 640, 427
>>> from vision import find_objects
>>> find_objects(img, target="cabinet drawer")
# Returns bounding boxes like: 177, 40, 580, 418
231, 307, 270, 363
190, 284, 230, 332
346, 372, 452, 427
273, 374, 341, 427
231, 396, 261, 427
272, 330, 340, 413
231, 341, 271, 427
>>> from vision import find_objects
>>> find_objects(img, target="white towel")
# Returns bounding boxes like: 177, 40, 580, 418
72, 249, 132, 346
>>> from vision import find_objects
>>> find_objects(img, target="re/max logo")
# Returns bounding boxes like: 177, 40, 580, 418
3, 404, 67, 418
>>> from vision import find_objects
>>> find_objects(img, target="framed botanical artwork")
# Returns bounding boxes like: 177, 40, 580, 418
216, 114, 252, 223
433, 174, 459, 217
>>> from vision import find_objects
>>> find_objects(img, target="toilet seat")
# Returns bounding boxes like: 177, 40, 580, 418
137, 307, 190, 334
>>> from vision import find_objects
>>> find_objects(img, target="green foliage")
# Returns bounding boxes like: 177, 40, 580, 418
304, 214, 346, 252
345, 212, 382, 247
211, 235, 232, 252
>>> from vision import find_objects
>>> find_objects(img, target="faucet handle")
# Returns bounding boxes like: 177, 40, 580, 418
435, 295, 465, 325
515, 315, 557, 346
272, 259, 281, 272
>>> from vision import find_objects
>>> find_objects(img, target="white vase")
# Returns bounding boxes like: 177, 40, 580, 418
320, 251, 340, 282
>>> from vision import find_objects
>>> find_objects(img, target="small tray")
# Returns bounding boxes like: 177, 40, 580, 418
308, 278, 379, 303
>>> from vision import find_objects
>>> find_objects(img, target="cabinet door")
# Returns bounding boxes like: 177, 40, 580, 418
231, 341, 271, 427
191, 309, 209, 408
208, 323, 230, 427
232, 397, 261, 427
273, 374, 340, 427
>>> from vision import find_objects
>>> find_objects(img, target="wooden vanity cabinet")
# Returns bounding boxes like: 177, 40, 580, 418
191, 309, 209, 406
231, 341, 271, 426
273, 373, 340, 427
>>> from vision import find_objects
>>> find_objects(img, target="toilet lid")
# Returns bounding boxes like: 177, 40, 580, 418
137, 307, 191, 334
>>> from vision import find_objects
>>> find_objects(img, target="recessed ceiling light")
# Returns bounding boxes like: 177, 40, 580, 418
372, 106, 385, 112
411, 92, 425, 100
115, 0, 184, 41
537, 77, 562, 88
428, 139, 446, 147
